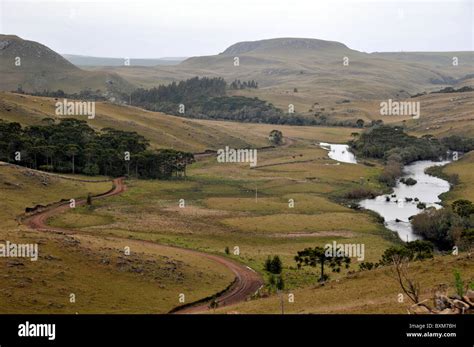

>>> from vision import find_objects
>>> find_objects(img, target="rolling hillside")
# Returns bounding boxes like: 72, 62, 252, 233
94, 38, 474, 104
0, 35, 134, 95
1, 36, 472, 138
0, 91, 360, 152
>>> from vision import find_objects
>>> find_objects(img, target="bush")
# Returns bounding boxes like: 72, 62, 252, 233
417, 202, 426, 209
264, 255, 283, 274
411, 209, 459, 250
379, 158, 403, 187
268, 274, 285, 292
400, 177, 417, 186
379, 240, 434, 265
459, 229, 474, 252
269, 130, 283, 145
452, 200, 474, 218
453, 270, 465, 297
359, 262, 378, 271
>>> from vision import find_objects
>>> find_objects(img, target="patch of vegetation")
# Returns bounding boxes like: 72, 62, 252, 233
343, 187, 379, 199
229, 79, 258, 90
129, 77, 298, 124
379, 240, 434, 265
431, 86, 474, 94
411, 199, 474, 250
349, 126, 472, 188
416, 202, 426, 209
351, 125, 446, 164
0, 118, 193, 179
129, 77, 363, 126
264, 255, 283, 274
378, 154, 403, 187
295, 246, 351, 283
27, 88, 107, 101
400, 177, 417, 186
268, 130, 283, 145
440, 135, 474, 153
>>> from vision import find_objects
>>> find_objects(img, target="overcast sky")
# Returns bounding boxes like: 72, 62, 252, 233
0, 0, 472, 58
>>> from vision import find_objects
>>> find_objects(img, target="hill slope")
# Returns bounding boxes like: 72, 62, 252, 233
0, 35, 134, 95
96, 37, 474, 103
0, 91, 358, 152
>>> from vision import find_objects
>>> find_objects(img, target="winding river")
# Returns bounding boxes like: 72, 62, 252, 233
320, 143, 451, 241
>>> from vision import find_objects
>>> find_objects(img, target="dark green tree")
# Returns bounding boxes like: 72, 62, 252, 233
295, 247, 350, 283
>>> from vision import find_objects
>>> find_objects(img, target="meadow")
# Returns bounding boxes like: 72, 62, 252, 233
1, 92, 472, 314
48, 136, 397, 291
0, 164, 234, 313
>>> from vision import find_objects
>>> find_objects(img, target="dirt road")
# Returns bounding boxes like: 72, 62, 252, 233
23, 177, 263, 313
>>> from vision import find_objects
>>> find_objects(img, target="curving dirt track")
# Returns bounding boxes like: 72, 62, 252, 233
23, 177, 263, 313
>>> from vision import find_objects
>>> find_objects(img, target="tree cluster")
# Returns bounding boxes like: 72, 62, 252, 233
0, 118, 193, 179
128, 77, 330, 126
229, 79, 258, 90
351, 125, 446, 164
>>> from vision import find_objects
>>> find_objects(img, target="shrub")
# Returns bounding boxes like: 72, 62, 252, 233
359, 262, 378, 271
400, 177, 417, 186
453, 270, 465, 297
411, 209, 459, 250
379, 240, 433, 265
264, 255, 283, 274
417, 202, 426, 209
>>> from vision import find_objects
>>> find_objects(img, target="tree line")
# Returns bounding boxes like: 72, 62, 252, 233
17, 88, 107, 101
229, 79, 258, 90
0, 118, 194, 179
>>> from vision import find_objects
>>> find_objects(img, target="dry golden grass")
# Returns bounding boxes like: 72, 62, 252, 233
441, 151, 474, 202
0, 92, 359, 152
215, 254, 474, 314
0, 165, 235, 313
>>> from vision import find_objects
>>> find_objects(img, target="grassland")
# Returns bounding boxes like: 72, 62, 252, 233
47, 137, 396, 291
42, 126, 474, 313
0, 165, 234, 313
1, 89, 472, 313
0, 91, 358, 152
440, 151, 474, 202
214, 254, 474, 314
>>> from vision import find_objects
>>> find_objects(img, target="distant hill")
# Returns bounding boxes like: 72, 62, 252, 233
1, 35, 473, 127
219, 37, 351, 55
98, 37, 473, 106
0, 35, 135, 95
62, 54, 186, 67
179, 38, 474, 97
